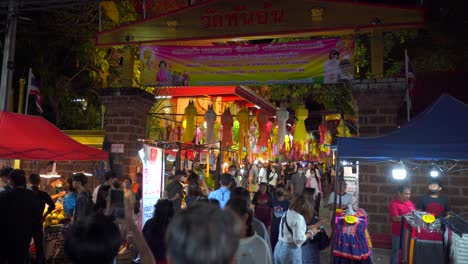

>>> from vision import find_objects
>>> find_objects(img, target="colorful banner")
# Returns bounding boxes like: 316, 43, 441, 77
140, 146, 164, 226
140, 37, 354, 86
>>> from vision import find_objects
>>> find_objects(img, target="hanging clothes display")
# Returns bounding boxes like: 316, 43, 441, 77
402, 211, 445, 264
333, 208, 373, 264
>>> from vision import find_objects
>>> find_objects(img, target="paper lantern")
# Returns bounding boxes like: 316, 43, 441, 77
204, 105, 216, 144
293, 105, 308, 152
183, 100, 197, 143
336, 119, 352, 138
276, 106, 289, 149
256, 110, 269, 151
214, 122, 220, 141
237, 107, 249, 159
249, 118, 258, 157
221, 107, 233, 148
101, 1, 119, 24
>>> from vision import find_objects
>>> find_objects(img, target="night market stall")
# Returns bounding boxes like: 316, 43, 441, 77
336, 95, 468, 264
0, 111, 108, 261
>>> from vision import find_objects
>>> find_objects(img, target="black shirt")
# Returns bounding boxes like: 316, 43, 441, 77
416, 195, 450, 218
31, 186, 55, 222
0, 188, 41, 257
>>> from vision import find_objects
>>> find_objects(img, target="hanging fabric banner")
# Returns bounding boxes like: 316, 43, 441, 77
140, 37, 355, 86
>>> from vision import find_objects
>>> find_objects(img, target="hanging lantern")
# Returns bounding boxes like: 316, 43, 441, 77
214, 122, 220, 141
271, 124, 278, 156
276, 106, 289, 149
336, 119, 352, 138
233, 120, 240, 143
204, 105, 216, 144
293, 105, 308, 152
237, 107, 249, 159
256, 110, 269, 151
183, 100, 197, 143
221, 107, 233, 148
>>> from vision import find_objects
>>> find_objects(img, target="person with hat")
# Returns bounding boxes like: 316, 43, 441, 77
416, 179, 450, 218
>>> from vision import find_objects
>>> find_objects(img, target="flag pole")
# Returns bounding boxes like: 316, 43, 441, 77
24, 68, 32, 115
404, 49, 410, 122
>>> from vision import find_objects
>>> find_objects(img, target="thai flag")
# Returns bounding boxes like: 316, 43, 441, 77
406, 53, 416, 96
28, 68, 43, 114
404, 50, 416, 119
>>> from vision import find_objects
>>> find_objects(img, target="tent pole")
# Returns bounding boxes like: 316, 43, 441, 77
329, 156, 340, 264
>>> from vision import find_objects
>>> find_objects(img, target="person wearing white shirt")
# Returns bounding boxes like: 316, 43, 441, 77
274, 195, 317, 264
328, 180, 354, 211
258, 163, 267, 184
268, 167, 279, 193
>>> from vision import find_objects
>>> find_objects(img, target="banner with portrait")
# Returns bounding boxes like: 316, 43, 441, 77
140, 37, 354, 86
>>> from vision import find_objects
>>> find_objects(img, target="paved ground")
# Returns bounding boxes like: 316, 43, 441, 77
117, 204, 392, 263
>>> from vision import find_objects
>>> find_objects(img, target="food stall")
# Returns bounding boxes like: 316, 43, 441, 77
0, 111, 108, 262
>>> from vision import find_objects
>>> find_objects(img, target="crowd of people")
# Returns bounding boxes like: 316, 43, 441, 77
0, 160, 337, 264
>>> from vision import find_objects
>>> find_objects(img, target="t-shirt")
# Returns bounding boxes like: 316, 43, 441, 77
268, 171, 278, 186
328, 192, 354, 208
208, 186, 230, 209
416, 195, 450, 218
235, 233, 272, 264
74, 191, 94, 222
165, 180, 183, 211
388, 198, 415, 236
272, 198, 291, 223
278, 209, 307, 247
291, 172, 307, 196
31, 186, 56, 222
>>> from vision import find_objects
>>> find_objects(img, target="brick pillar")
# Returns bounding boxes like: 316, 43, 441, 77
351, 79, 406, 234
100, 88, 155, 179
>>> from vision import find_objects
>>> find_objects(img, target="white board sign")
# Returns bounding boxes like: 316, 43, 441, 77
111, 144, 124, 153
140, 146, 164, 227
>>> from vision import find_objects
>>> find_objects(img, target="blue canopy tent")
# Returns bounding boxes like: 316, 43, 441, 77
337, 95, 468, 161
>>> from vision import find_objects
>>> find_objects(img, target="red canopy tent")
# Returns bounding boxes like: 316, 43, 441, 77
0, 111, 108, 161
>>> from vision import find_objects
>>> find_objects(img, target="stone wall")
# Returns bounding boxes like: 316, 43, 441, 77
351, 78, 406, 234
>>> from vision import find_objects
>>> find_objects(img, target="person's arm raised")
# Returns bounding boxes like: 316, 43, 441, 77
120, 200, 155, 264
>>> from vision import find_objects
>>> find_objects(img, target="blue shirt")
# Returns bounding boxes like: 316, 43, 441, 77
63, 192, 78, 217
208, 186, 230, 209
